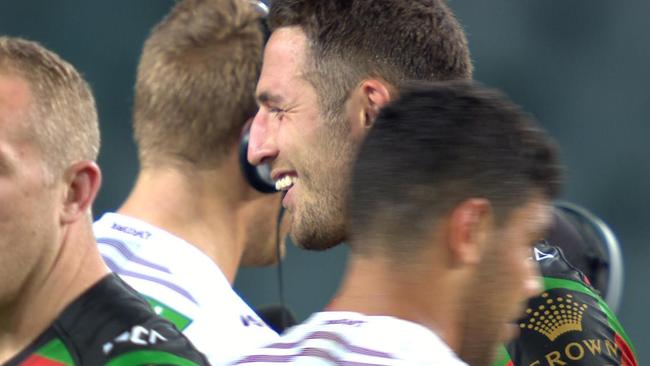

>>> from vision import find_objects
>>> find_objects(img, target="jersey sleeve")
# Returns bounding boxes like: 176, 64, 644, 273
491, 242, 637, 366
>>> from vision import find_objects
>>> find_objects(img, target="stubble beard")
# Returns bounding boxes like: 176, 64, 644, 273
291, 180, 347, 251
290, 110, 355, 251
458, 250, 510, 366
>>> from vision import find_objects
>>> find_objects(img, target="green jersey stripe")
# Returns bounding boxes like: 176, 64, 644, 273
143, 295, 193, 331
490, 344, 513, 366
35, 339, 74, 366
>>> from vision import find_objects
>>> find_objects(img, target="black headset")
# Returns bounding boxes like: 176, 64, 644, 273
552, 201, 624, 313
240, 128, 277, 193
240, 0, 293, 332
239, 0, 277, 194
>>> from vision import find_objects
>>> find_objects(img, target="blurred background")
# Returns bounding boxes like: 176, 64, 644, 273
1, 0, 647, 361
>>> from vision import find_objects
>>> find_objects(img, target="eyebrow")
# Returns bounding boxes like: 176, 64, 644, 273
256, 91, 284, 105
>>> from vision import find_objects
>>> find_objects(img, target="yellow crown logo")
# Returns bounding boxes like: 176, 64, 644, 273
519, 293, 588, 341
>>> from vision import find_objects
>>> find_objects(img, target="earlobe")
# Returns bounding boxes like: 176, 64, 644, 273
361, 79, 393, 128
60, 161, 102, 224
447, 198, 492, 265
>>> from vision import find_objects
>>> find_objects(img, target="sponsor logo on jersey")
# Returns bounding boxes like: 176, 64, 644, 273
526, 338, 621, 366
519, 293, 587, 341
241, 314, 265, 327
111, 222, 152, 239
508, 287, 634, 366
323, 319, 366, 327
102, 325, 167, 355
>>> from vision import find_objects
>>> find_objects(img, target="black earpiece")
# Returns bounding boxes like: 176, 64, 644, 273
239, 127, 277, 193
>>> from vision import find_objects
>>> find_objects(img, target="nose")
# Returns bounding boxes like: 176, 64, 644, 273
523, 256, 543, 299
248, 108, 279, 166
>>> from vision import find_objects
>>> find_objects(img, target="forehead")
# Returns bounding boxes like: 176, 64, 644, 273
257, 27, 310, 98
0, 74, 31, 121
0, 74, 38, 153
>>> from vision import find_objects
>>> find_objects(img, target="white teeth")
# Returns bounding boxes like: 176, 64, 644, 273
275, 175, 296, 191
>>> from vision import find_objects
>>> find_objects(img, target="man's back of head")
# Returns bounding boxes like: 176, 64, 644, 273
347, 80, 561, 256
342, 80, 563, 365
134, 0, 263, 169
118, 0, 284, 271
96, 1, 288, 364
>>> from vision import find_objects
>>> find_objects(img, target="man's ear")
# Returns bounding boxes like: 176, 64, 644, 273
347, 79, 393, 137
446, 198, 492, 266
60, 161, 102, 224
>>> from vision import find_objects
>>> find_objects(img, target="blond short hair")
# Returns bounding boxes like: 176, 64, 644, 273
0, 37, 100, 173
133, 0, 263, 168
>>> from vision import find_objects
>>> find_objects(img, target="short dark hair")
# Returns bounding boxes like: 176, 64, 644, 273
134, 0, 263, 168
346, 81, 563, 257
268, 0, 472, 121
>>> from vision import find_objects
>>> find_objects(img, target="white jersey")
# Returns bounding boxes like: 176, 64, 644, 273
230, 311, 468, 366
94, 213, 279, 365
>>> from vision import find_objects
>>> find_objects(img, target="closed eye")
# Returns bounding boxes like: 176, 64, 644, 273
269, 107, 286, 121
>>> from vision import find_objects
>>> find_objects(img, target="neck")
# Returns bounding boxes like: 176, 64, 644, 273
0, 221, 107, 363
117, 157, 249, 284
327, 251, 463, 353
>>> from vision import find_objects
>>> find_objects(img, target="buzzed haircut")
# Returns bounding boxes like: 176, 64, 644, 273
347, 81, 563, 257
134, 0, 263, 168
0, 37, 100, 173
268, 0, 473, 121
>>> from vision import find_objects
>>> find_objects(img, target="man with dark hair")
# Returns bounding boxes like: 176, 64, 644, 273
235, 81, 562, 365
248, 0, 472, 250
492, 204, 638, 366
246, 1, 637, 365
93, 0, 286, 364
0, 36, 208, 366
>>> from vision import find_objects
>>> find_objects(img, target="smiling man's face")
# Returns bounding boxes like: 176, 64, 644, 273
248, 27, 358, 250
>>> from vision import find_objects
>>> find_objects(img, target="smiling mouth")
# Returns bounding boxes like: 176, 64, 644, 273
275, 175, 297, 191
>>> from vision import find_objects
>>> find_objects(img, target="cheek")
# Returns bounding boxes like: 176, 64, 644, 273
0, 185, 56, 258
284, 107, 325, 144
0, 181, 38, 220
484, 243, 529, 294
506, 247, 541, 297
